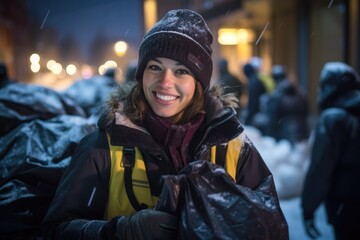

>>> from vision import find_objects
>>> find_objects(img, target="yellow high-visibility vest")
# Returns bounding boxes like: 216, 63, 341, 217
104, 133, 242, 220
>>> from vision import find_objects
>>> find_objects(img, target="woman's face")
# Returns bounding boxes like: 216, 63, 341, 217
143, 57, 196, 118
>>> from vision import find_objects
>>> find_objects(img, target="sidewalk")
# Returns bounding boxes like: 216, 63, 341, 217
280, 197, 335, 240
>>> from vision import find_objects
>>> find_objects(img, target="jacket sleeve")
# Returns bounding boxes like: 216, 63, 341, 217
235, 133, 272, 189
41, 130, 117, 239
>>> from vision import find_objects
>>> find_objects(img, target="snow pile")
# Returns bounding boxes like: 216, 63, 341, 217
244, 126, 311, 200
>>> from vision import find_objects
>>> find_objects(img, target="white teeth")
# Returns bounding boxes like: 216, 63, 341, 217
156, 93, 177, 101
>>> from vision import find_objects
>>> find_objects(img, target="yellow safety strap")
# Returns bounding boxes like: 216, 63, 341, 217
210, 136, 242, 181
103, 134, 158, 220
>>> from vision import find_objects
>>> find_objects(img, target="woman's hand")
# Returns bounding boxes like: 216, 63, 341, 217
116, 209, 178, 240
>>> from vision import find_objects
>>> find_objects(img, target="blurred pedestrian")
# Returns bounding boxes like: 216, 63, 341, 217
0, 62, 11, 87
243, 62, 266, 127
249, 56, 275, 94
218, 58, 243, 118
265, 65, 309, 144
125, 60, 137, 82
103, 67, 117, 80
42, 9, 288, 239
301, 62, 360, 240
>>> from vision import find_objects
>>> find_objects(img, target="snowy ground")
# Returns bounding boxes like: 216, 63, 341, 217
280, 198, 334, 240
243, 126, 335, 240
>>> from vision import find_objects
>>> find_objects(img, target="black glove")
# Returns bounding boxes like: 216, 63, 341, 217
115, 209, 178, 240
303, 216, 321, 239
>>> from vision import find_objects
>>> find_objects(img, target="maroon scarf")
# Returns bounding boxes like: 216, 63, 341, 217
143, 110, 205, 171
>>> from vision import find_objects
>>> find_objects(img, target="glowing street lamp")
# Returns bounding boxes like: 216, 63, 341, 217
47, 60, 56, 70
30, 53, 41, 73
114, 41, 128, 57
51, 63, 63, 75
218, 28, 255, 45
30, 63, 41, 73
30, 53, 40, 63
66, 64, 77, 75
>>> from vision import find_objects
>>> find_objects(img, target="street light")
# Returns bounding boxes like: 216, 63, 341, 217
66, 64, 77, 75
114, 41, 128, 57
30, 53, 41, 72
30, 53, 40, 63
30, 63, 40, 73
218, 28, 255, 45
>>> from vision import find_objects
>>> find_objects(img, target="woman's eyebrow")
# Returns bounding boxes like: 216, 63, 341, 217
150, 58, 162, 64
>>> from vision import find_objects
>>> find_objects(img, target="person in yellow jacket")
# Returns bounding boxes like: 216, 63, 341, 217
249, 56, 275, 94
41, 9, 288, 239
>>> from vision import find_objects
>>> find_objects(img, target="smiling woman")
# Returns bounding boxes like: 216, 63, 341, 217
41, 8, 288, 240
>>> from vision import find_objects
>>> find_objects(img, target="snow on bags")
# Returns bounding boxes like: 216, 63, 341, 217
0, 115, 97, 239
156, 160, 289, 240
0, 82, 86, 136
61, 75, 119, 117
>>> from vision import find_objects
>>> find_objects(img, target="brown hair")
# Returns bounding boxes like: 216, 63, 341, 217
123, 81, 204, 125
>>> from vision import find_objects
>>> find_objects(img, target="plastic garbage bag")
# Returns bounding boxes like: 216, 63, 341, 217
156, 160, 289, 240
0, 82, 86, 136
62, 75, 118, 117
0, 115, 97, 239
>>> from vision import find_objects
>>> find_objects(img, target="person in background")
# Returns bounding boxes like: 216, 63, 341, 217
0, 63, 12, 87
124, 60, 137, 82
218, 58, 243, 119
249, 56, 275, 94
103, 67, 117, 80
265, 65, 309, 144
42, 9, 288, 239
243, 62, 266, 127
301, 62, 360, 240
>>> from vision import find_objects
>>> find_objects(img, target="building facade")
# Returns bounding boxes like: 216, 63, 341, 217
150, 0, 359, 114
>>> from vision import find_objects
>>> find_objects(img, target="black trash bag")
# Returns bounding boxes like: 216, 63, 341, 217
62, 75, 119, 117
0, 82, 86, 136
156, 160, 289, 240
0, 115, 97, 239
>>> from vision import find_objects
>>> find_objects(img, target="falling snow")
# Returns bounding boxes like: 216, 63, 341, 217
40, 10, 50, 30
255, 21, 269, 45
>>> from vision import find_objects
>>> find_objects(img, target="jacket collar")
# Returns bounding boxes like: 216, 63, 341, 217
172, 90, 243, 159
102, 86, 244, 150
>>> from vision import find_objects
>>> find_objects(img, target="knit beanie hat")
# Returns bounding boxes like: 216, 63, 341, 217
135, 9, 213, 90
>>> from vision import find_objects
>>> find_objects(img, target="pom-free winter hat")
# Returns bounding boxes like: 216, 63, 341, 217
135, 9, 213, 90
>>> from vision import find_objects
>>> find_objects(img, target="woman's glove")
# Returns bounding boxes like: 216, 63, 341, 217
115, 209, 178, 240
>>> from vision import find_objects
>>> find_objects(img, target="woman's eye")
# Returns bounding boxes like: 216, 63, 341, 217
176, 69, 190, 75
149, 65, 161, 71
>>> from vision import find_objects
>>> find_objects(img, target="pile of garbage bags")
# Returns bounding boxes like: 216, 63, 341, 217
61, 74, 119, 117
0, 82, 97, 239
0, 82, 87, 136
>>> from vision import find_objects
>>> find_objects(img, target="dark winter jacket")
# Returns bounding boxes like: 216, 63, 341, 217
266, 80, 309, 143
42, 85, 287, 239
301, 62, 360, 223
243, 63, 266, 126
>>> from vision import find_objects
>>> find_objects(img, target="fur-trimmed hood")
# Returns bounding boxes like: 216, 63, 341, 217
99, 82, 240, 132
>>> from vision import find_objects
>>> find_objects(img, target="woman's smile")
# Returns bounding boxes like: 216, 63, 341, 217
153, 91, 179, 102
143, 58, 196, 118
